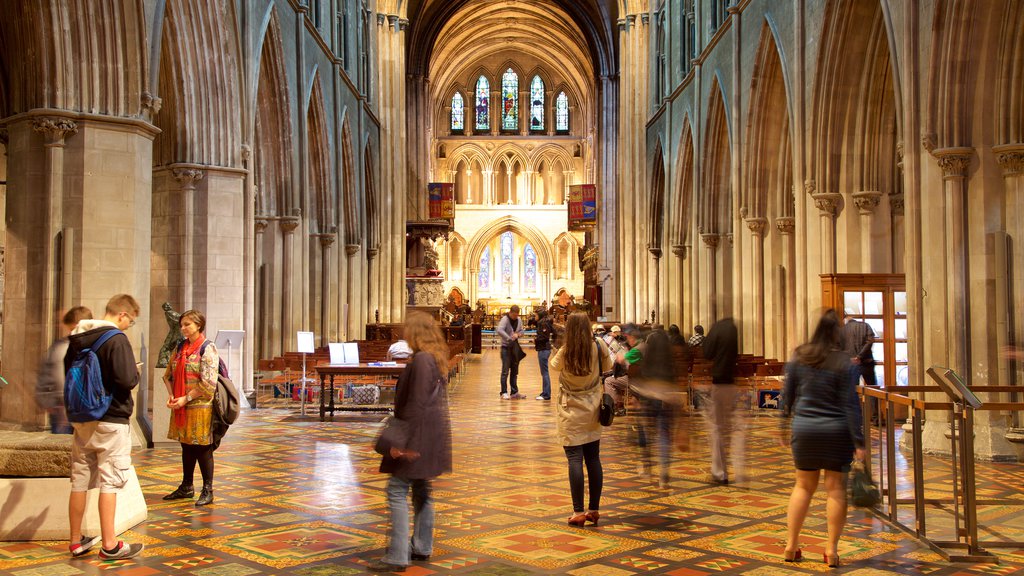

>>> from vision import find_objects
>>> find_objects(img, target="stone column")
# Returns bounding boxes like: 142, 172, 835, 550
468, 268, 478, 306
889, 194, 905, 273
745, 217, 767, 355
254, 218, 268, 360
931, 147, 973, 379
345, 243, 361, 340
523, 170, 533, 204
995, 144, 1024, 395
775, 217, 796, 355
482, 169, 493, 204
852, 190, 882, 272
701, 233, 719, 322
649, 246, 662, 321
672, 244, 687, 330
812, 192, 842, 274
31, 117, 77, 342
171, 167, 204, 311
280, 216, 300, 351
319, 233, 336, 344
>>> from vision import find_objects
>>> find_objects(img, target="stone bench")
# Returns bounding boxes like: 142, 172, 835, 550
0, 431, 148, 541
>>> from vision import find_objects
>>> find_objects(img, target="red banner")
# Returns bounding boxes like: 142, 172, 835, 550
428, 183, 455, 220
568, 184, 597, 231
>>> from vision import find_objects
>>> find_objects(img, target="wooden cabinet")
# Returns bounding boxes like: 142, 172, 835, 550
821, 274, 909, 416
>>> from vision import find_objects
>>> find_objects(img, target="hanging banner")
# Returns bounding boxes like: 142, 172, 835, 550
428, 183, 455, 220
568, 184, 597, 230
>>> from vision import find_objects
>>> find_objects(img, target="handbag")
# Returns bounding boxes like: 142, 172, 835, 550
599, 392, 615, 426
512, 339, 527, 361
849, 459, 881, 508
373, 416, 409, 456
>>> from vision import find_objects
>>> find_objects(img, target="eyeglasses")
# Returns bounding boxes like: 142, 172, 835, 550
121, 312, 136, 328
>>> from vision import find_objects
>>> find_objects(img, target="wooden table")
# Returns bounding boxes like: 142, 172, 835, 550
315, 363, 407, 421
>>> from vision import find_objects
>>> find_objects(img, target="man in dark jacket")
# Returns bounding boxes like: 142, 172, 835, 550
534, 310, 555, 400
64, 294, 145, 560
703, 317, 742, 485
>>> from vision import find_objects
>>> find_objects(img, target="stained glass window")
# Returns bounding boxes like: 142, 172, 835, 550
501, 68, 518, 131
451, 92, 464, 132
475, 76, 489, 131
530, 76, 544, 131
524, 244, 537, 292
478, 246, 490, 291
556, 92, 569, 132
501, 232, 513, 286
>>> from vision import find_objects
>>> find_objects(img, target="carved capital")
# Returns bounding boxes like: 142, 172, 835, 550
640, 13, 650, 25
671, 244, 686, 258
647, 245, 662, 259
367, 247, 379, 260
172, 167, 204, 189
993, 143, 1024, 177
745, 217, 768, 237
701, 233, 719, 249
889, 193, 905, 216
377, 13, 386, 25
397, 18, 409, 30
254, 219, 269, 234
775, 217, 795, 235
812, 192, 843, 216
141, 91, 162, 115
319, 233, 337, 248
803, 179, 816, 196
617, 18, 627, 30
279, 217, 300, 234
345, 243, 361, 257
32, 117, 78, 147
931, 147, 973, 180
387, 14, 399, 29
852, 190, 883, 215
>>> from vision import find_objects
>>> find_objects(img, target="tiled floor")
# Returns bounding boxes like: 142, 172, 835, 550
4, 350, 1024, 574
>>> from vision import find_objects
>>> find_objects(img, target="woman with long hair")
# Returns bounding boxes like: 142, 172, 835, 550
369, 312, 452, 573
549, 312, 614, 526
782, 309, 864, 568
162, 310, 219, 507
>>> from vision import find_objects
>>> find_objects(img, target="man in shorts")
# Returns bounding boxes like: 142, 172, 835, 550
65, 294, 145, 560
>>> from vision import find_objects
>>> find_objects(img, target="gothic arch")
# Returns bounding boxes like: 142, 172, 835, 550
341, 114, 359, 245
744, 21, 792, 219
364, 140, 378, 250
153, 0, 242, 168
672, 115, 695, 248
253, 7, 293, 216
529, 143, 574, 172
307, 73, 333, 231
553, 232, 580, 280
995, 2, 1024, 144
649, 140, 667, 250
465, 216, 554, 275
701, 78, 731, 234
445, 231, 467, 280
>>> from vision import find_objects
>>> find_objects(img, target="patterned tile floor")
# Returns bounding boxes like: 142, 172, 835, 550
5, 351, 1024, 574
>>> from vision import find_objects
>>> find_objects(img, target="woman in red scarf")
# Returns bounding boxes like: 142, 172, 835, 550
161, 310, 219, 506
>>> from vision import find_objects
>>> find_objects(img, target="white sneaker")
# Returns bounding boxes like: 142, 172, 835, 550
535, 395, 549, 400
501, 393, 511, 400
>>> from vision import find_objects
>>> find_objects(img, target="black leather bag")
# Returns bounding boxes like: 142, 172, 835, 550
599, 392, 615, 426
849, 460, 881, 508
374, 416, 410, 455
512, 339, 527, 362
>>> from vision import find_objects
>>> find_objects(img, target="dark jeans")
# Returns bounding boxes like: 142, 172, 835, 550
500, 346, 520, 395
636, 396, 673, 482
537, 348, 551, 399
181, 443, 215, 487
563, 440, 602, 513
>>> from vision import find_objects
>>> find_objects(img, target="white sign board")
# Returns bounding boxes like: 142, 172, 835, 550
297, 331, 315, 354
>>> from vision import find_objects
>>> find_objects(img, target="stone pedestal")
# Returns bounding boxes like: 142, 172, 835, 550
406, 277, 444, 307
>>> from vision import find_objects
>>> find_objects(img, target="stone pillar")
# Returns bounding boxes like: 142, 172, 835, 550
171, 167, 204, 312
996, 144, 1024, 393
320, 233, 336, 345
672, 244, 687, 330
254, 218, 268, 360
31, 117, 78, 343
775, 217, 796, 355
701, 233, 719, 322
482, 169, 493, 204
649, 247, 662, 321
345, 244, 361, 340
889, 194, 905, 273
745, 217, 767, 355
280, 217, 300, 351
812, 192, 842, 274
468, 268, 478, 306
852, 190, 882, 272
930, 147, 973, 380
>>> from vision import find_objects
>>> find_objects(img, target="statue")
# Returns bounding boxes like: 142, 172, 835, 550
157, 302, 183, 368
422, 238, 439, 271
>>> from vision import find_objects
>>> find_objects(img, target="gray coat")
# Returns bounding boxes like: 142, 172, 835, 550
379, 352, 452, 479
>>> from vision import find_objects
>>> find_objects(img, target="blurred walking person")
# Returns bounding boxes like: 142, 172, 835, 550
703, 317, 741, 485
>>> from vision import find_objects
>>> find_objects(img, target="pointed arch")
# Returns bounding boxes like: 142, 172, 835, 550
673, 115, 696, 248
500, 67, 520, 131
252, 7, 293, 216
474, 74, 490, 131
465, 216, 555, 276
307, 73, 333, 230
553, 232, 580, 281
702, 78, 731, 233
745, 21, 792, 219
364, 140, 378, 250
529, 74, 546, 132
649, 140, 667, 250
446, 231, 467, 280
451, 91, 465, 132
341, 115, 359, 245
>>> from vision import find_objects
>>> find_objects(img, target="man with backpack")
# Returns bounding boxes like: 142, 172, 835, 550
64, 294, 144, 560
497, 305, 526, 399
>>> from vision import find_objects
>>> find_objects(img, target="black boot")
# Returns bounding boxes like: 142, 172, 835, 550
195, 485, 214, 507
162, 484, 194, 500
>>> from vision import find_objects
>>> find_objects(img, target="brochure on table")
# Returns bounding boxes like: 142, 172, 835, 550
328, 342, 360, 365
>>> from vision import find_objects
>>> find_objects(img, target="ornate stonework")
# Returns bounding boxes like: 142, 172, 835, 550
647, 245, 662, 258
346, 244, 361, 257
921, 132, 937, 154
254, 219, 269, 234
141, 91, 163, 115
852, 190, 882, 215
811, 192, 842, 216
745, 217, 768, 236
172, 167, 204, 189
896, 141, 905, 172
993, 144, 1024, 177
279, 217, 300, 234
931, 147, 973, 180
775, 217, 795, 235
889, 193, 905, 216
406, 277, 444, 306
803, 179, 816, 196
671, 244, 686, 258
319, 233, 336, 248
31, 117, 78, 146
700, 233, 719, 248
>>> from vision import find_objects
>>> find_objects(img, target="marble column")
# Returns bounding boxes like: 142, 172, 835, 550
931, 147, 973, 380
775, 217, 796, 356
172, 167, 204, 312
320, 233, 336, 345
280, 217, 300, 351
811, 192, 842, 274
701, 233, 719, 322
745, 217, 767, 355
31, 117, 78, 342
852, 190, 883, 272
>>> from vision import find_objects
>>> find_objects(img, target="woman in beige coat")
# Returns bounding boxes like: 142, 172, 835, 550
550, 312, 614, 526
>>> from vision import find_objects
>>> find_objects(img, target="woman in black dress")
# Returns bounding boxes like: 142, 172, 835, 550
782, 309, 864, 568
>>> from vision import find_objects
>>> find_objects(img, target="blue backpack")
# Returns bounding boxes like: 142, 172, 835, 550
64, 329, 122, 422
